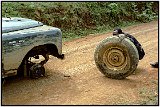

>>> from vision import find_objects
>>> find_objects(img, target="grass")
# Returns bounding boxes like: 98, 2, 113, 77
138, 86, 158, 105
2, 2, 158, 42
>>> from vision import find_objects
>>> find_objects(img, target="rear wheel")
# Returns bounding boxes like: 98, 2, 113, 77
94, 35, 139, 79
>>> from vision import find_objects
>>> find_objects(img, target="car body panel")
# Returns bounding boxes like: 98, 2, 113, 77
2, 17, 62, 78
2, 17, 43, 33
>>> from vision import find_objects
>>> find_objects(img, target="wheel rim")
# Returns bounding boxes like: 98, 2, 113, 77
103, 46, 128, 71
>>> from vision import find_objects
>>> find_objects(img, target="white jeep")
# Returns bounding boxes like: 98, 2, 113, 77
2, 17, 64, 81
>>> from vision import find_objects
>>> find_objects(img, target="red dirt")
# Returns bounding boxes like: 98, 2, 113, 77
2, 21, 158, 105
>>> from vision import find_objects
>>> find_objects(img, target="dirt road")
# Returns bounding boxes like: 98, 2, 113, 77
2, 21, 158, 105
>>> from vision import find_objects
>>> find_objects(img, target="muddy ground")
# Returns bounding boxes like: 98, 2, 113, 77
2, 21, 158, 105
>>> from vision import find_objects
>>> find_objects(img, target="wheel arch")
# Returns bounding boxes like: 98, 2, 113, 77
17, 43, 58, 77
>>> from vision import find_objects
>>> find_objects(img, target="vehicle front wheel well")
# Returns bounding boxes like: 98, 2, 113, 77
17, 43, 58, 77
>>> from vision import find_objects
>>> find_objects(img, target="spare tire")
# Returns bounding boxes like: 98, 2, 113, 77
94, 34, 139, 79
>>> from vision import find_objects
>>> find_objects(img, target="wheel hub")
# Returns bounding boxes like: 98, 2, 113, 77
103, 47, 128, 71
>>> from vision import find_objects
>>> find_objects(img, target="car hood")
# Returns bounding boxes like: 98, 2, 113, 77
2, 17, 43, 33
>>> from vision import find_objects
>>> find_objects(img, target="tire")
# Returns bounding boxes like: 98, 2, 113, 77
29, 63, 45, 79
94, 35, 139, 79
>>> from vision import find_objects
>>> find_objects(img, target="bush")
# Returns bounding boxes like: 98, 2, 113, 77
2, 2, 158, 40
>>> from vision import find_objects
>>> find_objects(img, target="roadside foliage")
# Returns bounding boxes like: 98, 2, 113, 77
2, 2, 158, 39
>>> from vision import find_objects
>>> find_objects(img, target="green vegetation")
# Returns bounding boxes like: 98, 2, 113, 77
138, 84, 158, 105
2, 2, 158, 41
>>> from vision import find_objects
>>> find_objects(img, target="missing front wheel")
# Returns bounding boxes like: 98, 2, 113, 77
29, 63, 45, 79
